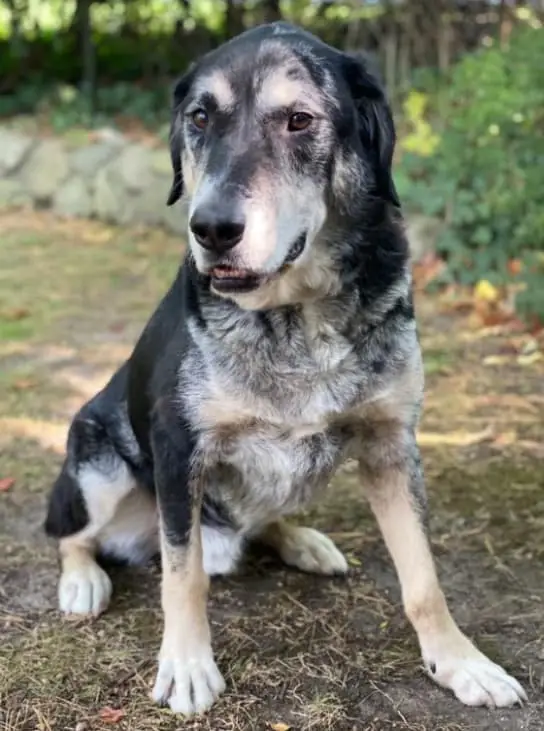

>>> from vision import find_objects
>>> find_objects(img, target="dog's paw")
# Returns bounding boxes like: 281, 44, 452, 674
278, 526, 348, 575
151, 645, 226, 716
423, 637, 527, 708
59, 562, 112, 617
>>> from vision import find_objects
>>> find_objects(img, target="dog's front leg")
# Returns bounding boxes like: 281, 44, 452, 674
150, 401, 225, 716
360, 425, 527, 708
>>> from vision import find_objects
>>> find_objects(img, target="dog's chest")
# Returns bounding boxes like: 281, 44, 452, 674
182, 311, 377, 528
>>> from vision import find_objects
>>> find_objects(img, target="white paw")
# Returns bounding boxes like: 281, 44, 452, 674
151, 644, 226, 716
279, 526, 348, 576
58, 563, 112, 617
424, 637, 527, 708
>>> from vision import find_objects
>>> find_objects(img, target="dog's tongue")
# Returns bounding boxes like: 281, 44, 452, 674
212, 266, 252, 280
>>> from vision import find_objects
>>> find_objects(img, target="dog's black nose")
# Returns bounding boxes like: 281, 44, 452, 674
190, 207, 245, 252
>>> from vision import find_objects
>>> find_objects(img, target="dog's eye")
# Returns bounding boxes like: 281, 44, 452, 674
287, 112, 313, 132
191, 109, 209, 130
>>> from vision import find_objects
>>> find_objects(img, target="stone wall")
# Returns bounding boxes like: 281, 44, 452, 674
0, 127, 187, 234
0, 126, 437, 261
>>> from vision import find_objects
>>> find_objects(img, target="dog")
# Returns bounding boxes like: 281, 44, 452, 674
44, 22, 526, 716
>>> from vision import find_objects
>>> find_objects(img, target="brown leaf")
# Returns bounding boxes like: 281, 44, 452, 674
99, 707, 125, 724
507, 258, 523, 276
0, 477, 15, 492
269, 724, 292, 731
492, 431, 518, 448
12, 378, 37, 391
0, 307, 30, 321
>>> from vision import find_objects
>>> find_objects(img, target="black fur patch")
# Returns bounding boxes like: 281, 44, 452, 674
44, 465, 89, 538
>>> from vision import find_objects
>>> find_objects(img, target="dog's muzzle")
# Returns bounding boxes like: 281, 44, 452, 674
210, 232, 307, 293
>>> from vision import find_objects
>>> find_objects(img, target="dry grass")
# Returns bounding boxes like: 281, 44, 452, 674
1, 212, 543, 731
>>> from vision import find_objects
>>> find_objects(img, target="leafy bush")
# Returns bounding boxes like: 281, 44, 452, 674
396, 25, 544, 320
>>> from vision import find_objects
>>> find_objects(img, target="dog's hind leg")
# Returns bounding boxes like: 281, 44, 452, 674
259, 520, 348, 575
45, 415, 157, 617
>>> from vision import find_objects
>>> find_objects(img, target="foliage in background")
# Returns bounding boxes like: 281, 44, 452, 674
396, 24, 544, 322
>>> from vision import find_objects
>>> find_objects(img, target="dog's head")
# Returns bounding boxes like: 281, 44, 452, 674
168, 22, 399, 309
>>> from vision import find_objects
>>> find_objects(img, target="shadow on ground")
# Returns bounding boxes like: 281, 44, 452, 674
1, 213, 543, 731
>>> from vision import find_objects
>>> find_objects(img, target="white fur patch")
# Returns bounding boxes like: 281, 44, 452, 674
201, 525, 244, 576
59, 561, 112, 617
274, 525, 348, 575
98, 486, 158, 564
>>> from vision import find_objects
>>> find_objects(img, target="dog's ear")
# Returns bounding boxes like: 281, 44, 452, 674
167, 67, 196, 206
341, 53, 400, 208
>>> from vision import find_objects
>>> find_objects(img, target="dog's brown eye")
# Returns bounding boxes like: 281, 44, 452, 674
287, 112, 313, 132
191, 109, 209, 130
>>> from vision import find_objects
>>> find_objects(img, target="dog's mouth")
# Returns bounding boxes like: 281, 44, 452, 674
210, 233, 307, 294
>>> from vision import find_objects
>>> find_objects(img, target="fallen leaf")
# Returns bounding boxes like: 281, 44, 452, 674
474, 279, 500, 303
0, 307, 30, 321
507, 258, 523, 276
12, 378, 37, 390
0, 477, 15, 492
418, 425, 494, 447
98, 707, 125, 724
492, 431, 517, 447
269, 723, 292, 731
348, 556, 362, 567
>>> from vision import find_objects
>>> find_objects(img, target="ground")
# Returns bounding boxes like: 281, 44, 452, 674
0, 212, 543, 731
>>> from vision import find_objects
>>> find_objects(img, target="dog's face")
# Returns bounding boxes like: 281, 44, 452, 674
168, 23, 399, 308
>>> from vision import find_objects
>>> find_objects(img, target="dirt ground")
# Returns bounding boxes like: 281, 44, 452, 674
1, 212, 543, 731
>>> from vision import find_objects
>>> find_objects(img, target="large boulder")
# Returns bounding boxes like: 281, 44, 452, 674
19, 139, 70, 202
0, 130, 35, 175
115, 144, 154, 194
162, 198, 189, 236
53, 176, 93, 218
92, 163, 136, 225
70, 142, 123, 178
0, 178, 32, 208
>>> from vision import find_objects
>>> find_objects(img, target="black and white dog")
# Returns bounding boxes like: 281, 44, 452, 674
45, 22, 526, 716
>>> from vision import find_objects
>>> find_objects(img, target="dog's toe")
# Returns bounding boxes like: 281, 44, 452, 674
425, 641, 527, 708
59, 563, 112, 617
152, 650, 225, 716
279, 526, 348, 575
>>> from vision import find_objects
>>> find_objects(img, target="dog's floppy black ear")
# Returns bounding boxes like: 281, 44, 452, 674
341, 53, 400, 208
167, 67, 196, 206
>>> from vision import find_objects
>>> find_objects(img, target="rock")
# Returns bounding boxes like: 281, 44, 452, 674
20, 139, 69, 202
150, 148, 172, 176
132, 175, 171, 226
53, 176, 93, 218
92, 164, 136, 225
162, 198, 189, 235
115, 145, 153, 193
0, 178, 32, 208
92, 126, 127, 146
70, 143, 122, 177
0, 130, 35, 175
406, 214, 443, 262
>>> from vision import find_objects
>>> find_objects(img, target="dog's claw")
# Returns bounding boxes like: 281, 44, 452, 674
152, 648, 225, 716
424, 640, 527, 708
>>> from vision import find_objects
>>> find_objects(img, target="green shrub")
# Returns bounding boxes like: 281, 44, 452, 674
397, 25, 544, 319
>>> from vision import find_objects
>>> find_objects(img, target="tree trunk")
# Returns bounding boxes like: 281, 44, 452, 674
76, 0, 96, 112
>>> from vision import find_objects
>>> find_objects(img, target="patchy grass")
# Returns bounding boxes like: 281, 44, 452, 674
1, 212, 543, 731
